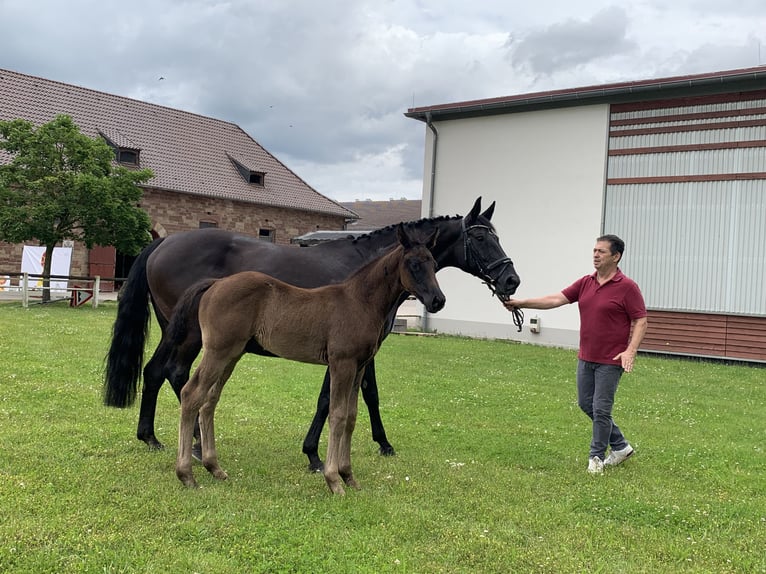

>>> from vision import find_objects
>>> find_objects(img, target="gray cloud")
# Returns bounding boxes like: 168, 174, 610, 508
509, 7, 636, 76
2, 1, 766, 201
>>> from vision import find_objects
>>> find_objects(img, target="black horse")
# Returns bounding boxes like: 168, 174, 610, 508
104, 197, 520, 471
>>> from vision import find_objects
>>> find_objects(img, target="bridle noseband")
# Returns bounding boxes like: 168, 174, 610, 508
461, 218, 524, 332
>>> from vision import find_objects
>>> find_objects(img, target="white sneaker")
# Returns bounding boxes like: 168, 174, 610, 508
604, 445, 634, 467
587, 456, 604, 474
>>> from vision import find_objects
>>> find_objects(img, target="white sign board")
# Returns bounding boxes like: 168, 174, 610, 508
21, 246, 73, 293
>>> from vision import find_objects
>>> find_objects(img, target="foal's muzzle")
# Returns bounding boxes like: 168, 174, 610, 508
422, 291, 446, 314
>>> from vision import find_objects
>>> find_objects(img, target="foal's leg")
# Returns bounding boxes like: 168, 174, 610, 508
176, 347, 238, 487
303, 360, 392, 473
176, 366, 209, 488
324, 361, 363, 495
198, 357, 240, 481
338, 371, 363, 489
361, 360, 395, 456
166, 338, 203, 460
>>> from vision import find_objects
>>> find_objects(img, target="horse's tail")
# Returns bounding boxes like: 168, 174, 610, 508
103, 237, 165, 408
162, 278, 217, 357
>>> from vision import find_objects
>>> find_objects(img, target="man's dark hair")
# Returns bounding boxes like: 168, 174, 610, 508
597, 234, 625, 259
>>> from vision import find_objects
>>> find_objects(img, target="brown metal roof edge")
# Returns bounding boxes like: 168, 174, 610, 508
405, 65, 766, 121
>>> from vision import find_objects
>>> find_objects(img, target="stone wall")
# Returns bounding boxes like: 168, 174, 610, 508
0, 187, 347, 281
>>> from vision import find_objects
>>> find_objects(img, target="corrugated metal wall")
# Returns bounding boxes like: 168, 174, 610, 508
603, 92, 766, 361
606, 181, 765, 315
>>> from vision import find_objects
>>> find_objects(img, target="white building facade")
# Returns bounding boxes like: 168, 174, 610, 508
407, 67, 766, 363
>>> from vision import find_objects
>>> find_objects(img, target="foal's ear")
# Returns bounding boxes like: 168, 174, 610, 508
396, 222, 413, 248
481, 200, 496, 222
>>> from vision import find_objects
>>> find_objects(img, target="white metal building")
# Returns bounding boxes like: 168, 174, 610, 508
406, 66, 766, 363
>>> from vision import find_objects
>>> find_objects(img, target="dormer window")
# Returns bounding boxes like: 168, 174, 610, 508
98, 129, 140, 166
228, 154, 265, 187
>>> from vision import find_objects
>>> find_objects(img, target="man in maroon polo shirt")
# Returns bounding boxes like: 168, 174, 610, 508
504, 235, 648, 475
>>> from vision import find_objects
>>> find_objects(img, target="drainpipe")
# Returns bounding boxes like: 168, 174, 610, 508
424, 112, 438, 332
425, 112, 438, 218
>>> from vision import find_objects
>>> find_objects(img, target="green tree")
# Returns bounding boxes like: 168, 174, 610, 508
0, 115, 153, 301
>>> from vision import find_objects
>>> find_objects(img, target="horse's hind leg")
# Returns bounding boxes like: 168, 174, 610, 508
137, 344, 169, 449
361, 360, 395, 456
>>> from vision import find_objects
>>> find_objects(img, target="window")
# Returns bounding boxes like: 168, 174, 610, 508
116, 149, 139, 165
258, 228, 274, 242
248, 172, 263, 185
199, 221, 218, 229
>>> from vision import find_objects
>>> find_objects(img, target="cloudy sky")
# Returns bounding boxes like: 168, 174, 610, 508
2, 0, 766, 202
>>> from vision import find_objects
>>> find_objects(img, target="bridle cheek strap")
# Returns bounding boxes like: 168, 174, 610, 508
461, 219, 523, 332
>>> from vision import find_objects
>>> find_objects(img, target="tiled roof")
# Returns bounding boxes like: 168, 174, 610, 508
340, 199, 422, 230
0, 68, 355, 219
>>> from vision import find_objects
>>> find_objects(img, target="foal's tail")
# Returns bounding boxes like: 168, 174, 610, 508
162, 278, 217, 358
103, 237, 164, 408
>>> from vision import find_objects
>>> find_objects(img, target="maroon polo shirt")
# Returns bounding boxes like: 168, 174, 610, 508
561, 269, 647, 365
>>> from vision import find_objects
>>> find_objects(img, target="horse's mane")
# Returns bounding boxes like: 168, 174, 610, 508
348, 214, 463, 245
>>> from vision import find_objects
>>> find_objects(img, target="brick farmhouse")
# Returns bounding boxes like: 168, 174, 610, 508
0, 69, 357, 287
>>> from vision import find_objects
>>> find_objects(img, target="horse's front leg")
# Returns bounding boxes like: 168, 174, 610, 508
302, 368, 331, 473
324, 361, 363, 495
361, 360, 395, 456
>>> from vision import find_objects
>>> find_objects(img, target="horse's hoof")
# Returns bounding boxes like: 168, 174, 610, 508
191, 443, 202, 462
141, 436, 165, 450
379, 445, 396, 457
307, 457, 325, 473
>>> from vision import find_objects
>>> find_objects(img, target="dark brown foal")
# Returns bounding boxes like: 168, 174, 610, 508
172, 224, 445, 494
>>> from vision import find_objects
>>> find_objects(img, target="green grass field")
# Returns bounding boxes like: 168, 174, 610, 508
0, 301, 764, 573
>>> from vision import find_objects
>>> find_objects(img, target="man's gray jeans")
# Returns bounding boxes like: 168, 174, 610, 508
576, 359, 629, 460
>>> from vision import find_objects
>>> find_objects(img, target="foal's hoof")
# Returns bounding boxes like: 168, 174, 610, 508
177, 472, 199, 489
191, 443, 202, 462
211, 469, 228, 481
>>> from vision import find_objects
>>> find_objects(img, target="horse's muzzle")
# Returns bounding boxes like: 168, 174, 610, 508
495, 268, 521, 300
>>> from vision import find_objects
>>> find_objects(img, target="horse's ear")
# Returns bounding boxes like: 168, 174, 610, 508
481, 200, 496, 222
466, 197, 482, 223
396, 222, 413, 249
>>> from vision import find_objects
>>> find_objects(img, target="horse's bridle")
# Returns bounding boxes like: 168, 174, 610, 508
461, 218, 524, 332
